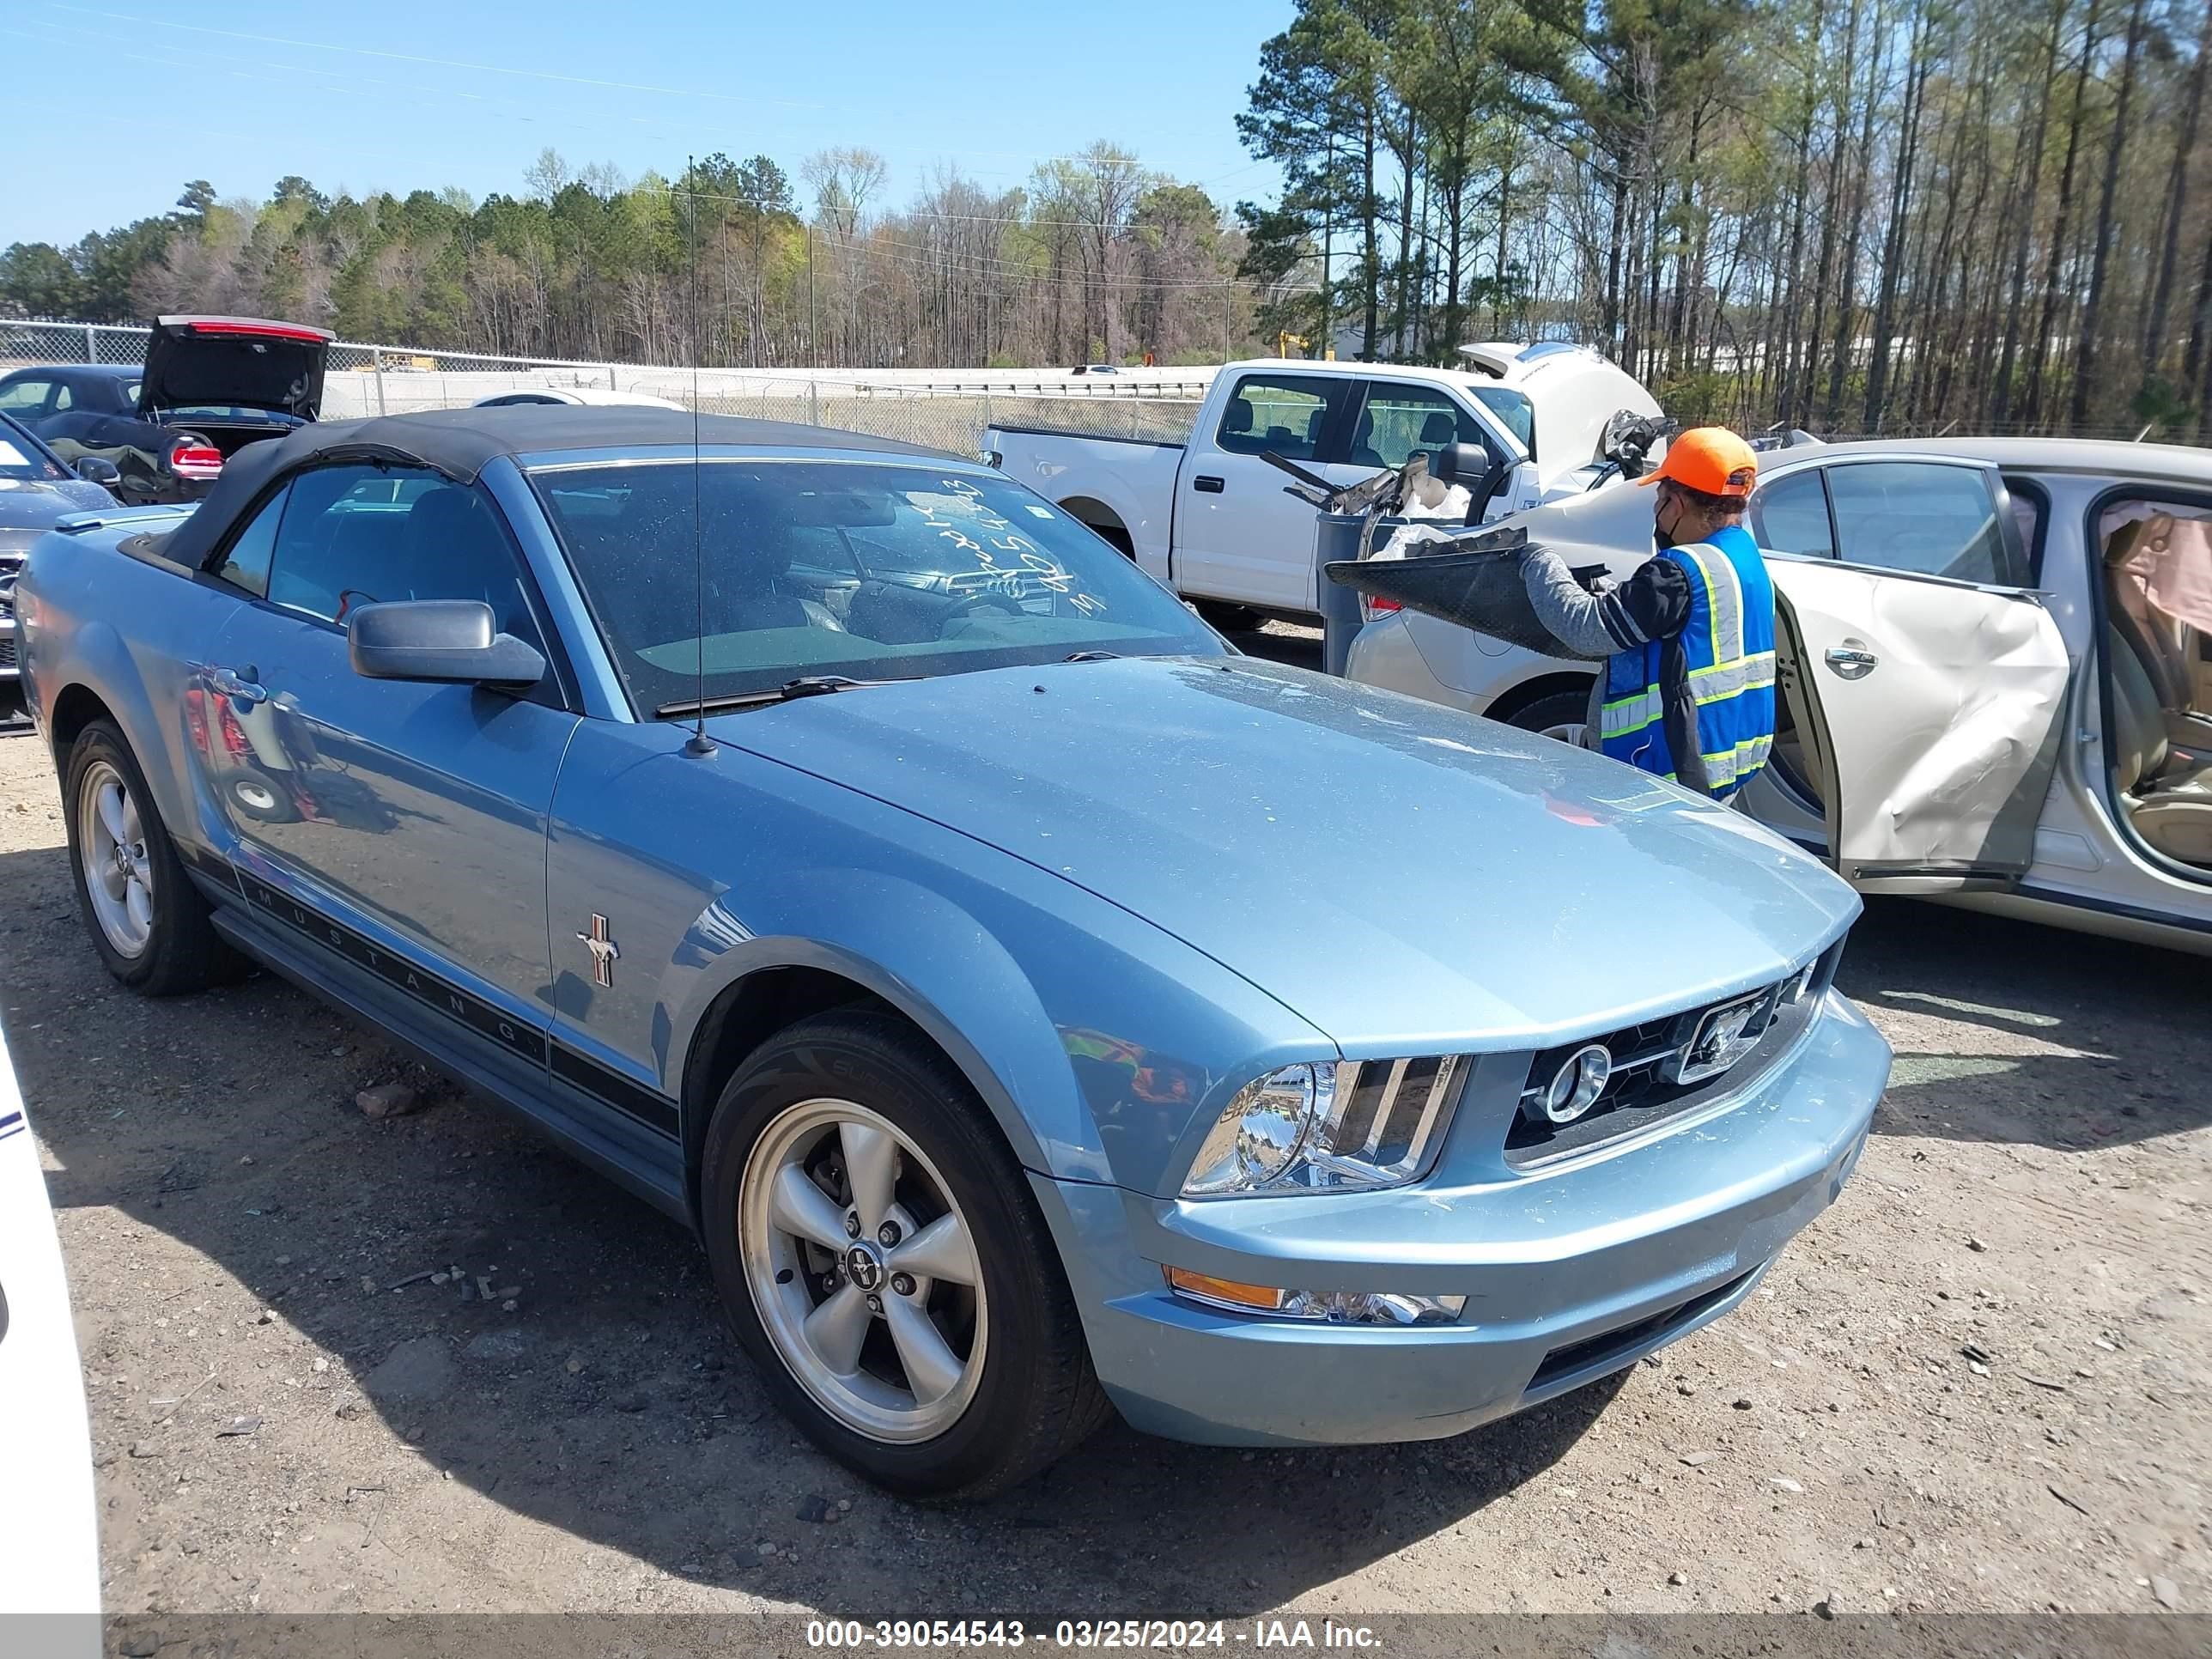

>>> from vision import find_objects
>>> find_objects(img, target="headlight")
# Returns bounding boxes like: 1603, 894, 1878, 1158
1181, 1056, 1463, 1196
1182, 1065, 1316, 1193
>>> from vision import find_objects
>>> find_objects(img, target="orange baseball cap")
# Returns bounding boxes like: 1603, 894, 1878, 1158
1639, 427, 1758, 497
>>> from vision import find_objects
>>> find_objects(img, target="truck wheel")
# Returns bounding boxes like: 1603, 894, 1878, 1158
700, 1012, 1112, 1498
217, 769, 298, 824
64, 721, 243, 995
1194, 601, 1261, 634
1503, 689, 1592, 748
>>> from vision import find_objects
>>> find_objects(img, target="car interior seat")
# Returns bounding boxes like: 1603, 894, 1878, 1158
273, 501, 407, 621
1222, 400, 1255, 447
323, 510, 405, 598
745, 526, 846, 635
1350, 410, 1382, 468
393, 487, 536, 636
1419, 410, 1457, 449
2105, 622, 2212, 866
2105, 515, 2204, 712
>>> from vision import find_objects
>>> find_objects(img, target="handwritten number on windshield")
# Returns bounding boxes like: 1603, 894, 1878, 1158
915, 479, 1109, 617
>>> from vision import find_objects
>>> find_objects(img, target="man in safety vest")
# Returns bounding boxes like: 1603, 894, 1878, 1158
1516, 427, 1776, 799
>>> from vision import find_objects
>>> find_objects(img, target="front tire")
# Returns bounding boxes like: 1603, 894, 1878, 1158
700, 1013, 1111, 1498
64, 721, 241, 995
1194, 600, 1261, 634
1503, 688, 1592, 748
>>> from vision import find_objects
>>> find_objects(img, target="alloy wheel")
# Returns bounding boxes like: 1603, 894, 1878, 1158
78, 759, 155, 958
738, 1097, 988, 1443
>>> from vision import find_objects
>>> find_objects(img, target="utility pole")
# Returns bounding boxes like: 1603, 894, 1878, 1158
1321, 131, 1334, 359
807, 225, 817, 369
1223, 280, 1231, 364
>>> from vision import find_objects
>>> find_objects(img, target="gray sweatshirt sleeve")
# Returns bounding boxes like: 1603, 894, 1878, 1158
1519, 544, 1643, 660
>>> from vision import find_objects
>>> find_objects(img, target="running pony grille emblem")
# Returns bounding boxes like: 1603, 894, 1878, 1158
576, 914, 620, 988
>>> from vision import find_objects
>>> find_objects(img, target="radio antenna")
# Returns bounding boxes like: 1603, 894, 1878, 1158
682, 162, 716, 758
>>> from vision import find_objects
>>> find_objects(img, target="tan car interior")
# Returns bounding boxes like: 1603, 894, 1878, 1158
2103, 510, 2212, 868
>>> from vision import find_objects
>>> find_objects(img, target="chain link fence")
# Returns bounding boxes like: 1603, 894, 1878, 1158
0, 319, 1211, 455
2, 319, 152, 366
13, 319, 2208, 448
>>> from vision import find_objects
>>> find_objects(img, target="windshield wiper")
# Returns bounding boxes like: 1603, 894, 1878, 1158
1062, 650, 1119, 662
655, 675, 895, 718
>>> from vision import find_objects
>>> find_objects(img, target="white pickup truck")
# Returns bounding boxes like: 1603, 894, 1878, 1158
983, 344, 1661, 622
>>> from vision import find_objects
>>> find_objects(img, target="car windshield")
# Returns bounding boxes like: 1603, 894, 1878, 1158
0, 422, 68, 482
532, 457, 1224, 712
1471, 385, 1537, 455
160, 404, 292, 422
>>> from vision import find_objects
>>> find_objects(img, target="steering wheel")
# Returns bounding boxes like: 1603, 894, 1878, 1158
939, 591, 1027, 635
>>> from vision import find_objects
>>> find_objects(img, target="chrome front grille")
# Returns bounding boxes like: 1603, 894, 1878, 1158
1316, 1054, 1462, 1182
1504, 939, 1845, 1167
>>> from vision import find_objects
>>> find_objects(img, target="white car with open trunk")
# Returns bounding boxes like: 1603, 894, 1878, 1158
1347, 437, 2212, 956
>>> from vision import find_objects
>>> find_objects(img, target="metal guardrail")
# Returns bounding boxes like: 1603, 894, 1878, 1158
0, 319, 1209, 454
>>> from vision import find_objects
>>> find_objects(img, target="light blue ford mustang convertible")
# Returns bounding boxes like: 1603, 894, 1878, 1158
18, 407, 1890, 1497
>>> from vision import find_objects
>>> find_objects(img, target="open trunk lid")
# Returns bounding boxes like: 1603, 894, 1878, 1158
139, 315, 333, 423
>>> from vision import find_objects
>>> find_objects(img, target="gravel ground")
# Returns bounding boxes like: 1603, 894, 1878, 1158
0, 714, 2204, 1623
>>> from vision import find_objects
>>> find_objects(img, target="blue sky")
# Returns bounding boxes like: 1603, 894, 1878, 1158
4, 0, 1291, 246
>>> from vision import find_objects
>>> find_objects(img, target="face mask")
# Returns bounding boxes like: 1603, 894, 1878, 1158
1654, 495, 1682, 550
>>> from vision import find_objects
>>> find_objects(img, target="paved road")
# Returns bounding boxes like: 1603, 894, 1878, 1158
0, 720, 2203, 1623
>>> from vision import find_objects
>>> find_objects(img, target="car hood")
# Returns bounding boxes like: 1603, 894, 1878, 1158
0, 476, 118, 527
0, 477, 118, 560
140, 315, 331, 421
717, 657, 1859, 1051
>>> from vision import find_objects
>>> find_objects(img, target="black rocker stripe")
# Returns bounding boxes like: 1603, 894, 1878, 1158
240, 871, 549, 1063
234, 872, 678, 1139
550, 1041, 680, 1139
176, 842, 241, 894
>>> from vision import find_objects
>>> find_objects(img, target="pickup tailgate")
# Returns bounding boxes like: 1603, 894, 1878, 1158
987, 424, 1186, 583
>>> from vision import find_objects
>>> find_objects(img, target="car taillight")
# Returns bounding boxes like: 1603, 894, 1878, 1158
216, 700, 251, 758
1360, 595, 1401, 622
180, 319, 330, 342
183, 688, 210, 754
169, 441, 223, 480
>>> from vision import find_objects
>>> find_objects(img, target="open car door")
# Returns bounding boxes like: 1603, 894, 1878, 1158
1771, 557, 2071, 892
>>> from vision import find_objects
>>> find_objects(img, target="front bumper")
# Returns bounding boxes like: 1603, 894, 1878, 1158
1040, 990, 1888, 1446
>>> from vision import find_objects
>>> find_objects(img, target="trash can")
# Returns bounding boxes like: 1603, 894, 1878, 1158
1314, 512, 1401, 678
1322, 520, 1573, 661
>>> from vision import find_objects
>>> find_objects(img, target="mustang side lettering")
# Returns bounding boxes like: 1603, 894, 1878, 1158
18, 406, 1889, 1497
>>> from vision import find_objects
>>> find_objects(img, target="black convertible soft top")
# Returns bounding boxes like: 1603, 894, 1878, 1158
156, 405, 957, 573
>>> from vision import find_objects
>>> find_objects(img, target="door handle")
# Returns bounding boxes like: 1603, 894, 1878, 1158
1823, 643, 1878, 680
1193, 475, 1225, 494
211, 665, 267, 706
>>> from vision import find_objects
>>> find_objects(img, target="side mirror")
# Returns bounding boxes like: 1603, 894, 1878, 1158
347, 599, 546, 690
1428, 442, 1487, 488
75, 456, 122, 485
